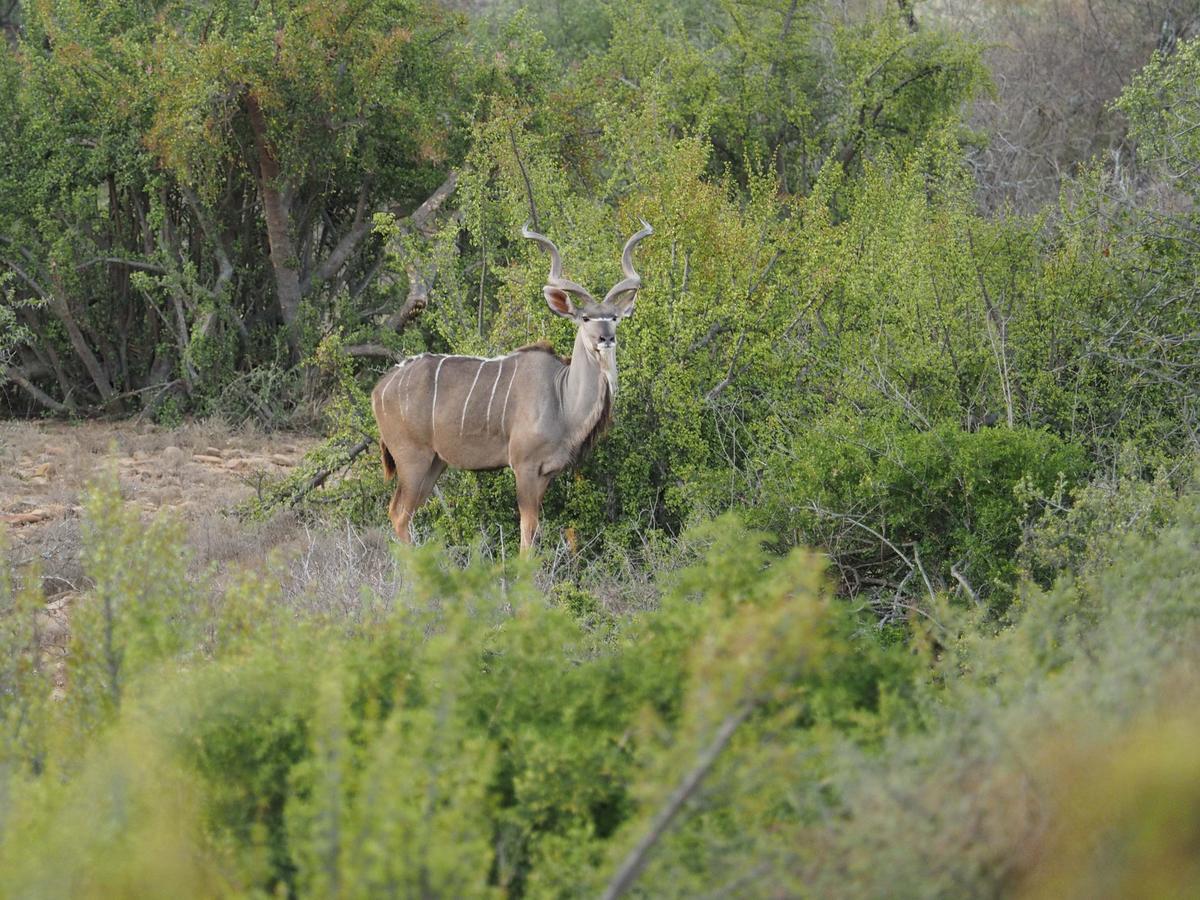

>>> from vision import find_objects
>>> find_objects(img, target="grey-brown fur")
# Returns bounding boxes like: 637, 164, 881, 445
372, 220, 651, 552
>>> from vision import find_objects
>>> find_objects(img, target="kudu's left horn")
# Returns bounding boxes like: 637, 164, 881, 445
603, 218, 653, 303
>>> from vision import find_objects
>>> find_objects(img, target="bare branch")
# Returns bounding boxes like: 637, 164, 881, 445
602, 703, 755, 900
74, 257, 168, 275
688, 319, 728, 353
289, 438, 374, 507
950, 561, 982, 608
342, 343, 403, 361
368, 173, 460, 332
382, 262, 431, 334
1, 364, 72, 414
304, 181, 373, 294
403, 171, 459, 237
509, 126, 540, 232
181, 186, 235, 299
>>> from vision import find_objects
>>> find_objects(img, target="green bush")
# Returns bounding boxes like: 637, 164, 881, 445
0, 485, 913, 897
226, 12, 1200, 626
755, 422, 1087, 613
4, 476, 1200, 897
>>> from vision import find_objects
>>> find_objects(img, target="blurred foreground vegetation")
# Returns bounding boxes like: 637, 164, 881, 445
2, 476, 1199, 897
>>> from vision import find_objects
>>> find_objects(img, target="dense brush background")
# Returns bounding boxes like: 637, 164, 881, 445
2, 1, 1200, 897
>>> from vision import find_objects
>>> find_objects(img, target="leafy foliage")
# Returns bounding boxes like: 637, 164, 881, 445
48, 2, 1180, 613
2, 476, 1198, 896
1, 0, 472, 416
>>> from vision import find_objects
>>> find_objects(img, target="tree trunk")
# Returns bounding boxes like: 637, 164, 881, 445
2, 364, 73, 414
45, 279, 119, 409
247, 92, 303, 359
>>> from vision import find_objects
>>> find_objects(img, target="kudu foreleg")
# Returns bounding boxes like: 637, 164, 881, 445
515, 467, 553, 555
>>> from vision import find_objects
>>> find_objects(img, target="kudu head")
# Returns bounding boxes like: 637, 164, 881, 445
522, 219, 653, 394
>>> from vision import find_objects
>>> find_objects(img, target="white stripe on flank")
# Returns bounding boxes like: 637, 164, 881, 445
500, 356, 518, 434
485, 357, 505, 433
392, 362, 410, 416
402, 358, 422, 420
461, 359, 486, 435
431, 355, 447, 440
379, 367, 396, 409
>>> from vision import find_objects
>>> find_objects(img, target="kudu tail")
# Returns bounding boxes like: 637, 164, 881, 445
380, 441, 396, 481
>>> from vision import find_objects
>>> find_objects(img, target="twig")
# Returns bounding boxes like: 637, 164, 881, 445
509, 125, 540, 232
601, 702, 755, 900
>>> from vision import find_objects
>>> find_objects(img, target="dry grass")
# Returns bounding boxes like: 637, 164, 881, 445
2, 419, 681, 642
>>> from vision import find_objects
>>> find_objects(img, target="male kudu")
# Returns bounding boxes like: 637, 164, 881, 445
371, 220, 652, 552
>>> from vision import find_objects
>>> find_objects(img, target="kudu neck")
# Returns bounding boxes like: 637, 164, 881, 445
562, 328, 612, 420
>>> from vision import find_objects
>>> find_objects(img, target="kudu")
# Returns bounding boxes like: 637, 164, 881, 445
371, 220, 652, 552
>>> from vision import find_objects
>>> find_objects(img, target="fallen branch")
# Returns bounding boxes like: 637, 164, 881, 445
288, 438, 373, 507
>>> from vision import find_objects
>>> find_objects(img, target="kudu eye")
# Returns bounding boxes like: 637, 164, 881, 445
581, 316, 590, 322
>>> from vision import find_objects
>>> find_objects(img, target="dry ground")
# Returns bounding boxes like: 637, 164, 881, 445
1, 417, 313, 521
2, 420, 664, 689
1, 420, 417, 672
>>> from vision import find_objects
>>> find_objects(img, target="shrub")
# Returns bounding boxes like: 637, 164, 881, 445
756, 422, 1088, 614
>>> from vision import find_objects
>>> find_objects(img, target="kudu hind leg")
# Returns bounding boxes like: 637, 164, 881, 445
515, 467, 553, 555
387, 448, 445, 544
387, 480, 411, 543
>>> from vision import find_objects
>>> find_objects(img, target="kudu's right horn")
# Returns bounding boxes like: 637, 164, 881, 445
522, 223, 595, 301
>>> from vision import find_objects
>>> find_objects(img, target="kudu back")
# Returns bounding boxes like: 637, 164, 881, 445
371, 220, 652, 552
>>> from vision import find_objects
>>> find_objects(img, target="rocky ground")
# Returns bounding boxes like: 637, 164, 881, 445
0, 418, 314, 531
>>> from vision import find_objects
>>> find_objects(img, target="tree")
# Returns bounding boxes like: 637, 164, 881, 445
0, 0, 471, 414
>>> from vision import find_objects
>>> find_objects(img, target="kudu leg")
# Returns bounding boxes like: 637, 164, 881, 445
387, 481, 412, 543
515, 466, 554, 555
387, 449, 446, 543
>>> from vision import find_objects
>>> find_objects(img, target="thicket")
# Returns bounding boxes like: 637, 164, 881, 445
5, 1, 1200, 605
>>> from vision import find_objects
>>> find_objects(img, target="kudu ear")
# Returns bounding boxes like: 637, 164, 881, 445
609, 289, 637, 319
544, 286, 579, 319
